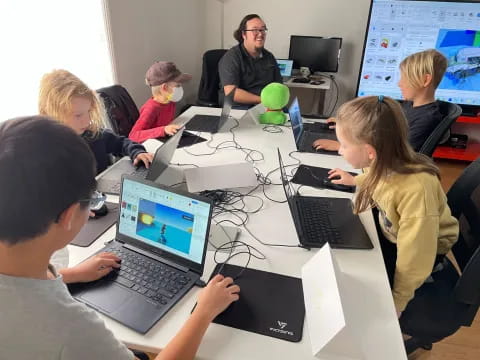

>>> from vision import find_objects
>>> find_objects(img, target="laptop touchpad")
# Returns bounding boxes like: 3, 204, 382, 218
79, 282, 131, 314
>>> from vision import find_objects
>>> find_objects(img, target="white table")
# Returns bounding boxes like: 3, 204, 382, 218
68, 106, 407, 360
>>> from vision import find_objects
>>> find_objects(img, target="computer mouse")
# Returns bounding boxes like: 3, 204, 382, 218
91, 203, 108, 219
310, 80, 325, 85
312, 145, 336, 153
322, 177, 355, 193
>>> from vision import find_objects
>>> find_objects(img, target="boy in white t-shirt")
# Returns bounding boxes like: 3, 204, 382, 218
0, 116, 240, 360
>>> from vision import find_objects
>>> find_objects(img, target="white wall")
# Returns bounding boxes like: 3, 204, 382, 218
105, 0, 207, 109
206, 0, 371, 108
105, 0, 372, 110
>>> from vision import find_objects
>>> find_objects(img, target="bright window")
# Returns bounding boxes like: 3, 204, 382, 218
0, 0, 114, 121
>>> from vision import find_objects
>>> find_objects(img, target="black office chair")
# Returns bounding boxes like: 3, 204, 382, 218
418, 100, 462, 157
197, 49, 227, 107
399, 156, 480, 354
131, 349, 149, 360
97, 85, 139, 137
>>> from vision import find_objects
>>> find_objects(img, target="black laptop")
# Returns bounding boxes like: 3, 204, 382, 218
156, 130, 207, 148
288, 97, 339, 155
278, 150, 372, 250
69, 175, 213, 333
96, 127, 184, 195
185, 88, 235, 133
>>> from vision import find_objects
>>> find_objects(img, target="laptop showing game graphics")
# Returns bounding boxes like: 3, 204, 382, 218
69, 175, 213, 333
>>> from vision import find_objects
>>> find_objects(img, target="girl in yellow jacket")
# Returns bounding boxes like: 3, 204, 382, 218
329, 95, 458, 317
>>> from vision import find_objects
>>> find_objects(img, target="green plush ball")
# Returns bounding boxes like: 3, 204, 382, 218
259, 111, 287, 125
259, 82, 290, 125
260, 82, 290, 109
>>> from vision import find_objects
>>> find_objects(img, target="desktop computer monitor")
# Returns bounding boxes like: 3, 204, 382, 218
356, 0, 480, 114
276, 59, 294, 77
288, 35, 342, 73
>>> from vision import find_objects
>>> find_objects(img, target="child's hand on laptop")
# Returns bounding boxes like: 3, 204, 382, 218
328, 168, 356, 186
59, 252, 121, 283
327, 117, 336, 129
194, 275, 240, 321
312, 139, 340, 152
133, 152, 154, 168
165, 124, 181, 136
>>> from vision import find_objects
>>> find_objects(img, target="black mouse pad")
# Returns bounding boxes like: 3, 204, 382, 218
292, 164, 356, 193
157, 131, 207, 148
208, 264, 305, 342
70, 202, 118, 247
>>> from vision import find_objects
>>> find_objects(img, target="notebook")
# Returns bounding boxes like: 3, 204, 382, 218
278, 149, 373, 250
185, 88, 235, 133
288, 97, 338, 155
69, 175, 213, 334
276, 59, 294, 77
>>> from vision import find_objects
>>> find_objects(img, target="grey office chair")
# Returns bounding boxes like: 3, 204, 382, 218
399, 156, 480, 354
419, 101, 462, 157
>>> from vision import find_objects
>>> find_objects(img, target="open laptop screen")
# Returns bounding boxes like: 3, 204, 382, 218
219, 87, 235, 126
276, 59, 293, 77
118, 177, 211, 265
278, 149, 296, 204
288, 97, 304, 144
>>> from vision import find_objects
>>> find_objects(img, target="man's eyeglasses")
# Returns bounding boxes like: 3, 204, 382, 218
244, 28, 268, 35
79, 190, 106, 211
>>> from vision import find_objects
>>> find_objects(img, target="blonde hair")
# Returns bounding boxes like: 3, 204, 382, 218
336, 96, 440, 214
399, 49, 447, 89
38, 69, 106, 136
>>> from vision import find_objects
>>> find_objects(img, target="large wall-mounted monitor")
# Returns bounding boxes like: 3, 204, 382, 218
356, 0, 480, 114
289, 35, 342, 73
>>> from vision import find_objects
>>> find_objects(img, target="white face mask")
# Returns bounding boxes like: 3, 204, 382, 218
168, 85, 184, 102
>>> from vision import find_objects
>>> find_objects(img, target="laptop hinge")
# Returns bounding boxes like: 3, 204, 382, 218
122, 243, 190, 273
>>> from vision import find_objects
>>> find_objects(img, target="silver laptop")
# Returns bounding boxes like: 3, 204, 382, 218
96, 127, 184, 194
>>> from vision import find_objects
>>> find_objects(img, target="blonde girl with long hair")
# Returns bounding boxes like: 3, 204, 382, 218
329, 95, 458, 317
38, 70, 153, 284
39, 69, 153, 174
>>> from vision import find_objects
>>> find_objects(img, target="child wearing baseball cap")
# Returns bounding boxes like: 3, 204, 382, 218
129, 61, 192, 143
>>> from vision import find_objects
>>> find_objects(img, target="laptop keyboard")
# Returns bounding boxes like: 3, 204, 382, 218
108, 247, 192, 305
303, 122, 333, 132
296, 197, 341, 244
107, 167, 149, 193
185, 115, 219, 133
